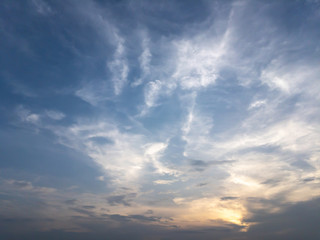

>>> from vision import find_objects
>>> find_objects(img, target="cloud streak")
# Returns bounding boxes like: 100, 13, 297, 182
1, 0, 320, 239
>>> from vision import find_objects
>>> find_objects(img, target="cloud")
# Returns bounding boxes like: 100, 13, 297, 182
153, 179, 177, 185
6, 79, 37, 97
45, 118, 181, 190
82, 205, 96, 209
248, 99, 266, 110
138, 16, 232, 112
88, 136, 113, 145
245, 197, 320, 240
107, 194, 136, 206
2, 0, 320, 239
5, 179, 56, 194
107, 33, 129, 95
69, 207, 97, 217
132, 31, 152, 87
220, 196, 239, 201
65, 199, 77, 205
188, 159, 235, 172
31, 0, 53, 15
261, 59, 320, 97
75, 80, 113, 106
16, 105, 40, 124
15, 106, 65, 125
144, 80, 164, 108
45, 110, 65, 120
172, 36, 227, 90
144, 209, 153, 215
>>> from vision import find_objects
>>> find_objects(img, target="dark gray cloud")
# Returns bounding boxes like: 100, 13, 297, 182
82, 205, 95, 209
302, 177, 316, 182
189, 159, 236, 171
261, 178, 283, 186
1, 199, 320, 240
190, 159, 209, 167
106, 193, 136, 206
291, 160, 315, 171
244, 198, 320, 240
197, 182, 208, 187
220, 196, 239, 201
69, 207, 95, 217
144, 209, 153, 215
129, 214, 160, 222
64, 199, 77, 205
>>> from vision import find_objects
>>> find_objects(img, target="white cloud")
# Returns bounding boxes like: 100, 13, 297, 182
15, 106, 66, 125
140, 79, 176, 115
75, 86, 100, 106
45, 110, 65, 120
97, 176, 105, 181
143, 142, 179, 175
138, 9, 233, 113
144, 80, 163, 108
181, 92, 197, 136
172, 37, 226, 90
153, 179, 177, 185
261, 59, 320, 97
32, 0, 53, 15
75, 80, 113, 106
107, 34, 129, 95
26, 114, 40, 123
48, 120, 179, 188
140, 37, 151, 76
16, 105, 40, 124
180, 95, 214, 161
69, 2, 130, 97
248, 100, 266, 110
132, 31, 152, 87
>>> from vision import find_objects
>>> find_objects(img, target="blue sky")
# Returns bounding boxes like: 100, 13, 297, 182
1, 0, 320, 239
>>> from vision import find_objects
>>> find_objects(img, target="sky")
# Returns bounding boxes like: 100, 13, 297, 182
0, 0, 320, 239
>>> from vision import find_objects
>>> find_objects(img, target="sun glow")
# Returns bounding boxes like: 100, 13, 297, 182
169, 197, 248, 229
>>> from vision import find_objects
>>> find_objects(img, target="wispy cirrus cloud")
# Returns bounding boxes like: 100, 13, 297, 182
107, 33, 129, 95
31, 0, 53, 15
1, 0, 320, 238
